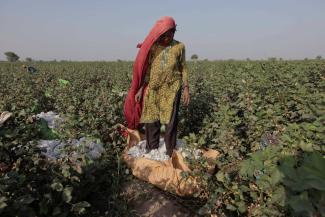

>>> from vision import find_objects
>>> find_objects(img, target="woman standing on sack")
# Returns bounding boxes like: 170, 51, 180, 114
124, 16, 190, 157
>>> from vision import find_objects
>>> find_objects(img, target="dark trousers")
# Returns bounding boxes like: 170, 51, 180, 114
145, 89, 181, 156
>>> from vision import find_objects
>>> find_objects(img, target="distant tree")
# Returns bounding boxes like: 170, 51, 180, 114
279, 57, 283, 61
304, 58, 308, 61
25, 57, 33, 62
191, 54, 198, 60
246, 58, 251, 61
4, 51, 19, 62
316, 55, 322, 60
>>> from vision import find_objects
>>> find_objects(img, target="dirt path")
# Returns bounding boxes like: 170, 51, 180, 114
122, 178, 199, 217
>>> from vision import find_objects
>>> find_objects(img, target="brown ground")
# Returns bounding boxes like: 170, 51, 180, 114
122, 178, 199, 217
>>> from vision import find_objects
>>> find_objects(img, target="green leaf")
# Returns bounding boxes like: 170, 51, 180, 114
279, 156, 297, 183
38, 119, 60, 139
52, 206, 61, 216
297, 152, 325, 191
216, 171, 225, 182
62, 167, 71, 178
288, 191, 315, 215
58, 79, 70, 87
298, 141, 314, 152
271, 186, 286, 206
18, 109, 26, 117
250, 191, 258, 200
270, 168, 284, 186
17, 195, 35, 205
284, 152, 325, 191
0, 197, 7, 210
71, 201, 91, 214
239, 185, 250, 192
39, 199, 48, 215
236, 201, 247, 213
51, 182, 63, 192
226, 203, 237, 211
62, 187, 73, 203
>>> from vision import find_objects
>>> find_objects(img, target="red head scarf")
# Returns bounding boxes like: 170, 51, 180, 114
123, 16, 176, 129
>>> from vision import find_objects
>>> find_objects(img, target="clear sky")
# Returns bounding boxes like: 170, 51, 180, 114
1, 0, 325, 61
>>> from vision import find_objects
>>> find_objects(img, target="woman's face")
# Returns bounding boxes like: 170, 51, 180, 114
158, 28, 175, 45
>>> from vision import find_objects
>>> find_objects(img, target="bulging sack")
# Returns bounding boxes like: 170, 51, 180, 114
119, 125, 220, 197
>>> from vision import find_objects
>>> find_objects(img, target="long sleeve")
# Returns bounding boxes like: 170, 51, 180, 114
179, 44, 188, 85
144, 48, 153, 84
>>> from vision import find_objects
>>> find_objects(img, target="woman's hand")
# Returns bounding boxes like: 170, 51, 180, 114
182, 86, 190, 106
135, 87, 143, 103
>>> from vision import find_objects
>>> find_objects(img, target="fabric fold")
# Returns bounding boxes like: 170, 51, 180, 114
123, 16, 176, 129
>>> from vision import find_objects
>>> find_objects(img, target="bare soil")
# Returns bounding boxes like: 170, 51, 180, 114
122, 178, 199, 217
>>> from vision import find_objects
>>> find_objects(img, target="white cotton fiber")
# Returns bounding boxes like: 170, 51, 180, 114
127, 138, 200, 161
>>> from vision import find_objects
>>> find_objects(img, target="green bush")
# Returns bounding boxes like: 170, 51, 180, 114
1, 60, 324, 216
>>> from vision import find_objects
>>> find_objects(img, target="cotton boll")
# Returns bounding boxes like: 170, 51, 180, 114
128, 138, 186, 161
36, 111, 63, 129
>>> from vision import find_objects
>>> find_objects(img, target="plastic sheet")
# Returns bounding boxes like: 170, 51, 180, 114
35, 111, 104, 160
34, 111, 63, 129
37, 137, 104, 160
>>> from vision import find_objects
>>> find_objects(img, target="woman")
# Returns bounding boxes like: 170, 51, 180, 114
124, 16, 189, 156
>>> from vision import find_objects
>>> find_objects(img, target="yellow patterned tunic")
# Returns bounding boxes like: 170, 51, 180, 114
140, 40, 188, 124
